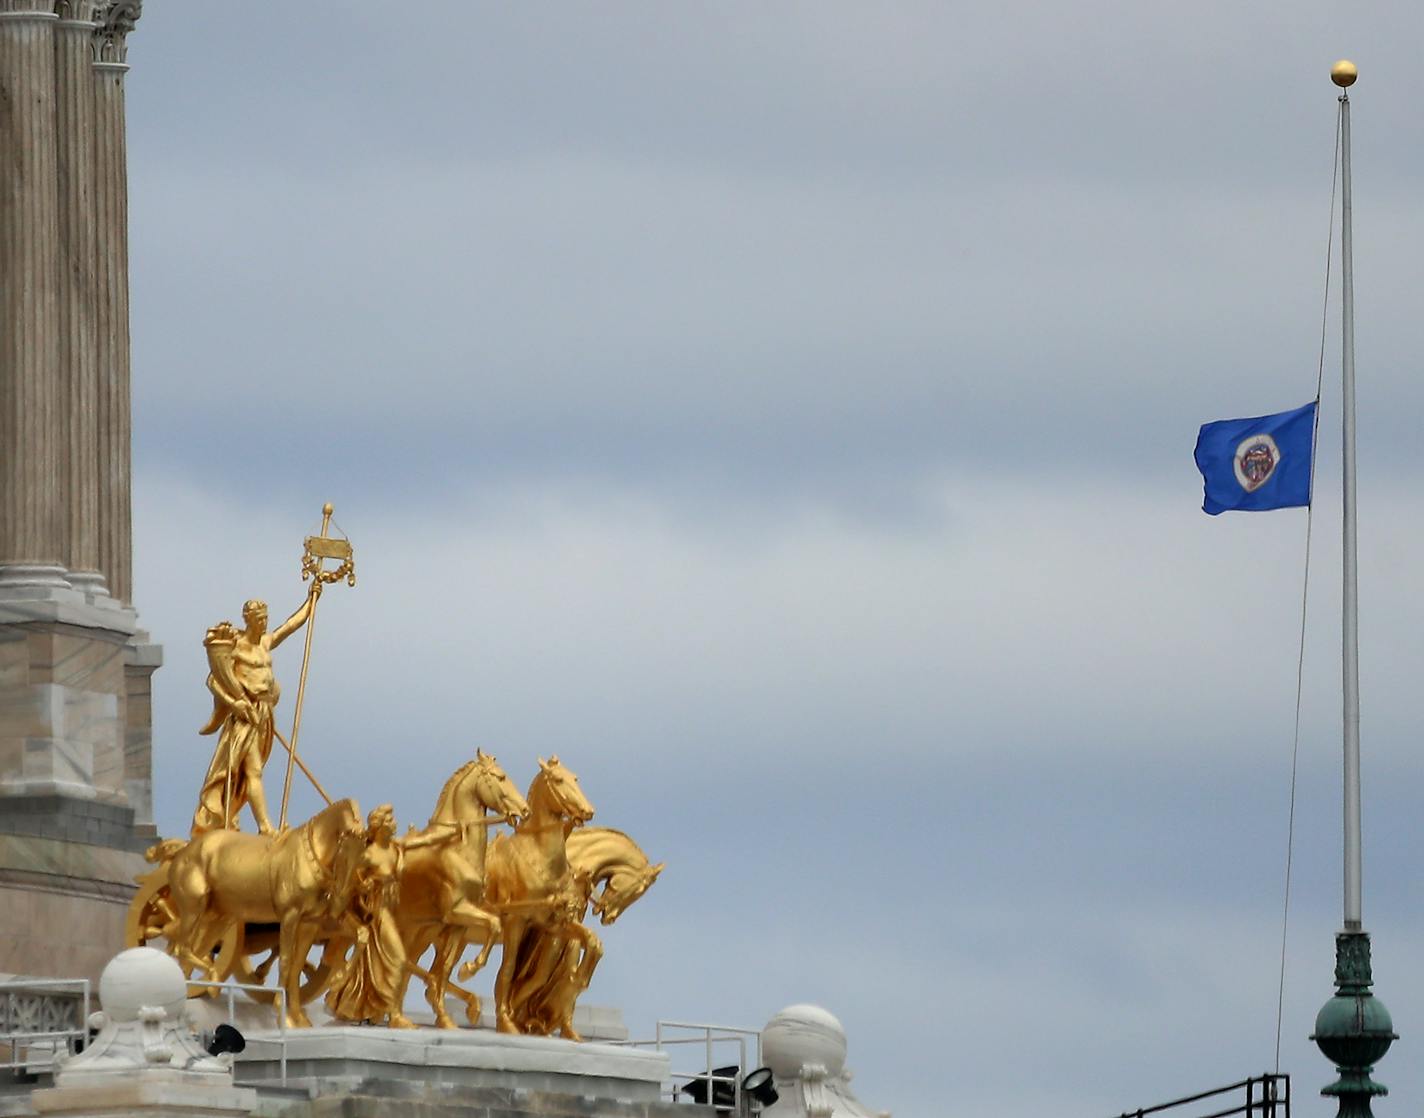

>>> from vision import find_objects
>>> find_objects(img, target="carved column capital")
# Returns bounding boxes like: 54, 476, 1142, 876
55, 0, 103, 24
91, 0, 138, 68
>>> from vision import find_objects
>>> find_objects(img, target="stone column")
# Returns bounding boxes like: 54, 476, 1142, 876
92, 0, 140, 606
0, 0, 159, 989
0, 0, 68, 597
55, 1, 106, 598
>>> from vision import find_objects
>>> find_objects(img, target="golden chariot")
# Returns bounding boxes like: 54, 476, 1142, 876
124, 506, 663, 1035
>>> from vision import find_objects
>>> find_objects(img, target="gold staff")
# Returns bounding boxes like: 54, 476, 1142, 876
277, 502, 356, 829
274, 725, 333, 806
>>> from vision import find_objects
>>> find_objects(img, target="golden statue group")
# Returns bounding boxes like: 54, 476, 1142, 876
126, 506, 664, 1036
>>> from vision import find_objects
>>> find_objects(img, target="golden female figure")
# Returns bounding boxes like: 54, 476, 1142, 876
326, 804, 451, 1028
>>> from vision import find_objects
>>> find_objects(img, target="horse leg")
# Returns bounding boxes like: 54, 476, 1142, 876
390, 925, 423, 1023
414, 926, 489, 1027
571, 925, 603, 991
168, 866, 218, 979
278, 911, 316, 1028
470, 911, 501, 975
447, 901, 501, 981
493, 916, 527, 1033
559, 927, 602, 1040
411, 927, 463, 1030
152, 893, 179, 941
438, 884, 502, 990
457, 913, 500, 982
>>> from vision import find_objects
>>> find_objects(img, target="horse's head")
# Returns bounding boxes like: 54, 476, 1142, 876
304, 797, 365, 885
592, 861, 664, 925
309, 796, 363, 838
329, 825, 369, 917
466, 748, 530, 826
529, 755, 594, 826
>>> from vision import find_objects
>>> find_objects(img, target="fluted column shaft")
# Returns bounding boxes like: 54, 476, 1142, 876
92, 5, 137, 605
0, 2, 65, 587
55, 1, 103, 592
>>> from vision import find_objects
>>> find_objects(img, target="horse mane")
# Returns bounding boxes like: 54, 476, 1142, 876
565, 827, 645, 881
430, 758, 479, 824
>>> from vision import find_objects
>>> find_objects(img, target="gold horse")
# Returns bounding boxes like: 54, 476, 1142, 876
390, 750, 529, 1028
435, 825, 664, 1037
483, 756, 594, 1034
566, 827, 665, 928
166, 797, 364, 1027
506, 827, 664, 1038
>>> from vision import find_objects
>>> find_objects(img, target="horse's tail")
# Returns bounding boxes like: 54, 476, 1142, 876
146, 837, 188, 864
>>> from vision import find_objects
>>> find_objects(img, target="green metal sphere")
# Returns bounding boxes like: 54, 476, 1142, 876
1314, 991, 1395, 1069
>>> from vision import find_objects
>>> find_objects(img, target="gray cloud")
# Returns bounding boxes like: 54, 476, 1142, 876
122, 4, 1424, 1115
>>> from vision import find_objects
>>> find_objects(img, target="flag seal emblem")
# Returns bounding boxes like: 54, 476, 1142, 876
1195, 401, 1314, 515
1234, 434, 1281, 492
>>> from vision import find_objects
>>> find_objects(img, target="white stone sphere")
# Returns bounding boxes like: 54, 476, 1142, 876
762, 1004, 847, 1079
98, 947, 187, 1023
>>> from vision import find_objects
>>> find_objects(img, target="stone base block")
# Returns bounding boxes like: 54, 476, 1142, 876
0, 621, 130, 803
0, 569, 80, 603
0, 831, 145, 986
31, 1069, 256, 1118
295, 1079, 691, 1117
232, 1026, 669, 1102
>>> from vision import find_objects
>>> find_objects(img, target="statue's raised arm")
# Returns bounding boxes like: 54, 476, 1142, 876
270, 579, 321, 648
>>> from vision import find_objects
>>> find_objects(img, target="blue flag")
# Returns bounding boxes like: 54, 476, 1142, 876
1194, 401, 1317, 515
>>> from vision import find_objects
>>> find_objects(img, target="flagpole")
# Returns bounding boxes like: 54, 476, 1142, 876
1312, 60, 1394, 1118
1339, 70, 1362, 935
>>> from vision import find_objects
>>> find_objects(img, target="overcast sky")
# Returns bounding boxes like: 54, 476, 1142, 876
122, 5, 1424, 1116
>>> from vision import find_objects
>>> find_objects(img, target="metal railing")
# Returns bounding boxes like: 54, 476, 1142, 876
0, 978, 90, 1073
617, 1020, 762, 1109
1116, 1074, 1290, 1118
184, 979, 288, 1086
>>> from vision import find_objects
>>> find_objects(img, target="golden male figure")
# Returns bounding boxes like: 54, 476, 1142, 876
191, 584, 320, 837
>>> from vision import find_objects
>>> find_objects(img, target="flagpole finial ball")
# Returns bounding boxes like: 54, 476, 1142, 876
1331, 60, 1358, 87
323, 502, 334, 517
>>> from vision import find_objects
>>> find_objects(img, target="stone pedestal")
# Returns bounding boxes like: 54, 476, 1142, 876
29, 948, 256, 1118
231, 1026, 669, 1102
0, 597, 157, 985
0, 602, 135, 801
0, 824, 146, 983
31, 1073, 256, 1118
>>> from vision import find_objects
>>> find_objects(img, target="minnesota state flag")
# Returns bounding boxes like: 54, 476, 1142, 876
1194, 401, 1317, 515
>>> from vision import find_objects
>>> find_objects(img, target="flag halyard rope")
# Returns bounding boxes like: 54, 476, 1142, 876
1274, 99, 1342, 1074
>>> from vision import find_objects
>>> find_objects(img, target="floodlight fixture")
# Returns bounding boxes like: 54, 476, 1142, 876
206, 1023, 246, 1057
742, 1066, 779, 1108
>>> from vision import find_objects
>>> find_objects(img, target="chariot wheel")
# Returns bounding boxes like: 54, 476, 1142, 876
124, 866, 174, 947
